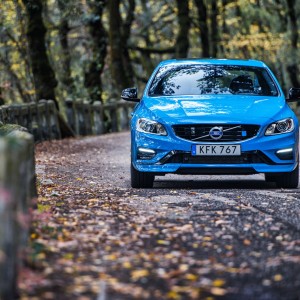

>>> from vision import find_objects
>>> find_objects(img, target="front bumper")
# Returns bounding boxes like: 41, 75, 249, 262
132, 130, 299, 175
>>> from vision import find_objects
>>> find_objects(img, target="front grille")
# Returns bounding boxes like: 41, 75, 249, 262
172, 124, 260, 142
160, 151, 274, 165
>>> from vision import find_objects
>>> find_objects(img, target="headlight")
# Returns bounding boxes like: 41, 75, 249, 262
265, 118, 294, 135
136, 118, 167, 135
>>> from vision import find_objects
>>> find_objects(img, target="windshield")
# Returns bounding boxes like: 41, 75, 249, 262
148, 64, 279, 97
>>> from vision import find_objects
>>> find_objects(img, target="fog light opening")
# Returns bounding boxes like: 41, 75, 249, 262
276, 148, 293, 160
137, 147, 156, 160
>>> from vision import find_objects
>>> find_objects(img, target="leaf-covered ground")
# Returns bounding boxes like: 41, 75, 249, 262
19, 133, 300, 300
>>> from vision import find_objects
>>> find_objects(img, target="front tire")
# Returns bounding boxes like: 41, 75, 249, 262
131, 163, 154, 188
265, 164, 299, 189
265, 174, 277, 183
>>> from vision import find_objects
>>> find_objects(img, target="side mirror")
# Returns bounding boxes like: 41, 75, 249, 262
287, 88, 300, 102
121, 88, 140, 102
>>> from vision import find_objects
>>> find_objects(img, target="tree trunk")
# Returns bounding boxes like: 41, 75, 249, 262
57, 0, 75, 98
22, 0, 74, 137
22, 0, 58, 104
85, 0, 108, 102
218, 0, 230, 56
175, 0, 190, 58
210, 0, 218, 58
121, 0, 135, 82
13, 0, 35, 102
274, 0, 288, 31
0, 87, 4, 105
221, 0, 229, 35
108, 0, 131, 97
286, 0, 300, 89
138, 0, 155, 78
194, 0, 210, 57
234, 0, 246, 34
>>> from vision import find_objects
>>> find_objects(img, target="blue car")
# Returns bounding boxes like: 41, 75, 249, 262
121, 59, 300, 188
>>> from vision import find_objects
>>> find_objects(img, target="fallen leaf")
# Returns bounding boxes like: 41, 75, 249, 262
157, 240, 170, 245
210, 287, 227, 296
185, 273, 198, 281
131, 269, 149, 281
273, 274, 283, 281
213, 278, 225, 287
243, 239, 251, 245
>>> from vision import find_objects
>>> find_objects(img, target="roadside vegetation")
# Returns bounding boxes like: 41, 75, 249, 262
0, 0, 299, 107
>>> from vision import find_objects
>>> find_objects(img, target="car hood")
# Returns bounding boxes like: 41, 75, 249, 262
142, 95, 285, 124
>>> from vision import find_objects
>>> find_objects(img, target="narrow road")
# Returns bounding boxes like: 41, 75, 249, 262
21, 132, 300, 300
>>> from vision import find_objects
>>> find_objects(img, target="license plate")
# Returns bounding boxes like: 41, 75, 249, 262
192, 144, 241, 156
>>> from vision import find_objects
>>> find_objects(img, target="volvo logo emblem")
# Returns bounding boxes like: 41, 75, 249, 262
209, 126, 223, 140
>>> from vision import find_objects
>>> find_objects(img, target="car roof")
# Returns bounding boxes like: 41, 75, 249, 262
158, 58, 267, 68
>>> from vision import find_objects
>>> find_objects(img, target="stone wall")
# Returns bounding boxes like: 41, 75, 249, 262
65, 99, 135, 136
0, 100, 61, 142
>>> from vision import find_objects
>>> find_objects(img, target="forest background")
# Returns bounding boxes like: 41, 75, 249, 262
0, 0, 299, 110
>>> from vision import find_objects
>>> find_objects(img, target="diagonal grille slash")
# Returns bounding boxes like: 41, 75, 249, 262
191, 125, 241, 141
172, 124, 260, 142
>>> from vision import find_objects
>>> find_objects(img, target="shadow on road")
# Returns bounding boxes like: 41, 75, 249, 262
154, 178, 277, 189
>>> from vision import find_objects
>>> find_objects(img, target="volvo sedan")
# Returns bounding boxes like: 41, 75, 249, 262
122, 59, 300, 188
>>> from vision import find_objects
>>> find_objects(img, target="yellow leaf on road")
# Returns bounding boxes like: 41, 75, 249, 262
273, 274, 283, 281
167, 291, 180, 300
157, 240, 170, 245
211, 287, 227, 296
168, 291, 181, 300
30, 233, 38, 239
104, 254, 117, 261
123, 261, 132, 269
185, 273, 198, 281
213, 278, 225, 287
131, 269, 149, 281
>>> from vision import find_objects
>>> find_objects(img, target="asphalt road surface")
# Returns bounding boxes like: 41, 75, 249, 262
32, 131, 300, 300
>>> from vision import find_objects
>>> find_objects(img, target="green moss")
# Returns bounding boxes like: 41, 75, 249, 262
0, 124, 28, 136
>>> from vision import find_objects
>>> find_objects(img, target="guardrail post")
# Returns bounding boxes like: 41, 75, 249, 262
1, 105, 9, 124
37, 100, 48, 141
47, 100, 61, 140
83, 100, 92, 135
19, 105, 30, 129
75, 101, 85, 135
106, 102, 118, 132
119, 101, 130, 131
0, 132, 36, 300
65, 99, 75, 133
92, 101, 104, 134
28, 103, 41, 141
0, 174, 17, 300
7, 105, 20, 125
